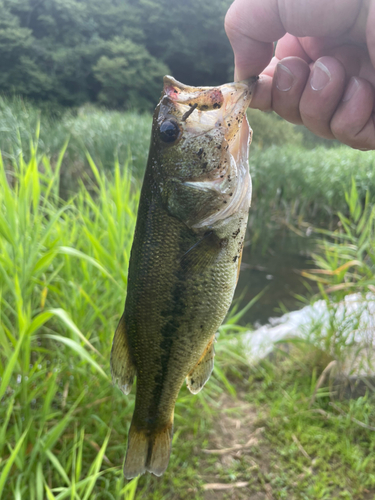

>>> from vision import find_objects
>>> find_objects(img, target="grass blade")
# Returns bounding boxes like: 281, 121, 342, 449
43, 334, 108, 380
0, 330, 25, 400
0, 425, 30, 497
48, 308, 102, 357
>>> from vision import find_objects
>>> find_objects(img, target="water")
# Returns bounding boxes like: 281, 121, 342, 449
234, 233, 317, 326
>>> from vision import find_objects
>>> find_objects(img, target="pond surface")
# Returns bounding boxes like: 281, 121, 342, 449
234, 232, 318, 326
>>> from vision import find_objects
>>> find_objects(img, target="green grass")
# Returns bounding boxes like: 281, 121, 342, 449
248, 145, 375, 251
0, 139, 141, 498
246, 354, 375, 500
0, 139, 258, 498
2, 96, 375, 217
0, 96, 151, 192
1, 119, 375, 499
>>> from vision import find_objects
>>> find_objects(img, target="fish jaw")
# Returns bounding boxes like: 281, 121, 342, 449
161, 75, 257, 145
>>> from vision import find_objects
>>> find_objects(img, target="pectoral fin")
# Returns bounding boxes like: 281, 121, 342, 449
186, 335, 215, 394
111, 314, 136, 395
179, 231, 223, 272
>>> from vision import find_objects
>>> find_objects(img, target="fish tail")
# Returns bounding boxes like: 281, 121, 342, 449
123, 416, 174, 479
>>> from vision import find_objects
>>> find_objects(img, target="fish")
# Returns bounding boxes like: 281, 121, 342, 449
111, 75, 258, 479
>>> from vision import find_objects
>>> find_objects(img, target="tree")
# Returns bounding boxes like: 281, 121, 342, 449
140, 0, 233, 87
0, 0, 235, 109
93, 38, 168, 110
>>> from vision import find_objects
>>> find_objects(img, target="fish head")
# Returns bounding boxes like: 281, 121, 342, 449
152, 76, 257, 178
150, 75, 258, 227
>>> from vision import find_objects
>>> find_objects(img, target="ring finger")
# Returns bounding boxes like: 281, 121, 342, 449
299, 56, 346, 139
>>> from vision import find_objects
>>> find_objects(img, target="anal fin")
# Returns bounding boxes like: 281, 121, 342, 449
111, 314, 136, 395
186, 335, 215, 394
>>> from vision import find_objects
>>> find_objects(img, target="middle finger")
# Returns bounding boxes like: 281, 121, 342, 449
299, 56, 346, 139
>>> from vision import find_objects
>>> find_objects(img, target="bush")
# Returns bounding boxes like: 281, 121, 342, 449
247, 109, 303, 149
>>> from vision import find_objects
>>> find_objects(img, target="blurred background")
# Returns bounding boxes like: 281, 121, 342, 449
1, 1, 375, 498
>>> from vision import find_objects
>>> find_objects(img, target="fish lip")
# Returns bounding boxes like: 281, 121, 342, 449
162, 75, 257, 120
220, 77, 258, 128
163, 75, 258, 106
221, 78, 258, 165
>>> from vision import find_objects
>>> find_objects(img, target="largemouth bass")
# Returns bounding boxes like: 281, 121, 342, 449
111, 75, 257, 479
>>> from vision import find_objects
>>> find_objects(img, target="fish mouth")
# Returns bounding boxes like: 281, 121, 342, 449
162, 76, 258, 165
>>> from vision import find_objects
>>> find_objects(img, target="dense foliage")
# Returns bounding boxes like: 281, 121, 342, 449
0, 0, 233, 109
1, 96, 373, 229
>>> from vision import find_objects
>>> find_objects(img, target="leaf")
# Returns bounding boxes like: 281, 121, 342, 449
31, 250, 58, 276
119, 476, 139, 500
56, 246, 123, 291
226, 288, 267, 325
0, 215, 14, 245
213, 364, 236, 397
304, 260, 363, 276
0, 397, 14, 455
36, 462, 44, 500
44, 482, 57, 500
324, 283, 356, 293
48, 308, 102, 357
82, 431, 111, 500
45, 451, 71, 487
54, 470, 116, 500
0, 425, 30, 497
27, 311, 54, 336
299, 272, 331, 284
32, 157, 41, 214
42, 392, 85, 452
85, 151, 105, 190
0, 330, 25, 401
43, 334, 108, 380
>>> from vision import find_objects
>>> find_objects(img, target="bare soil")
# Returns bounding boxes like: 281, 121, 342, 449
199, 392, 273, 500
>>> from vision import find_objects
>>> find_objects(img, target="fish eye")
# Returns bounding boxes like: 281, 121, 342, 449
159, 120, 180, 143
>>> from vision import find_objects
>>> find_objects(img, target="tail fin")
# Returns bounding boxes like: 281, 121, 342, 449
123, 419, 173, 479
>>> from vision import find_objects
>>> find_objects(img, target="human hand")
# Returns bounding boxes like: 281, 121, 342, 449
225, 0, 375, 150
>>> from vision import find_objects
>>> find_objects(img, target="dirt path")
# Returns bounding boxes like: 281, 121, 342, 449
199, 392, 273, 500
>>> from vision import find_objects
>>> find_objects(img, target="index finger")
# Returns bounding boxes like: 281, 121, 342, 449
225, 0, 362, 80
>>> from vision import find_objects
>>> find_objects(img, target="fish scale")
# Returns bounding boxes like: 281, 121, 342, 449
111, 75, 258, 478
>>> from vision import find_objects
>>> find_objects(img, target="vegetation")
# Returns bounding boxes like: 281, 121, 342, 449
0, 0, 232, 109
1, 96, 374, 217
249, 144, 375, 250
300, 180, 375, 297
1, 125, 375, 498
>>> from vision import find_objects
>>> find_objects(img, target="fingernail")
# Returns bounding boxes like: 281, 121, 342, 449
310, 61, 331, 91
276, 64, 294, 92
343, 77, 359, 102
